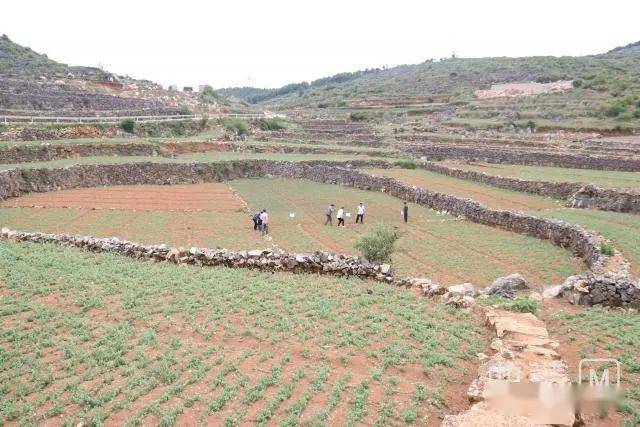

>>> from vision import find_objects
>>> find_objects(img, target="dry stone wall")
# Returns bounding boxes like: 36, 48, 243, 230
418, 160, 640, 214
0, 228, 401, 283
0, 142, 160, 164
408, 145, 640, 172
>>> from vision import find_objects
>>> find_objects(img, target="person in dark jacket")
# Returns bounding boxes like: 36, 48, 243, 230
251, 211, 261, 230
402, 202, 409, 223
324, 204, 335, 226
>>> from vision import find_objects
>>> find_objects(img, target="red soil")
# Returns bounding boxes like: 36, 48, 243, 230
4, 184, 245, 212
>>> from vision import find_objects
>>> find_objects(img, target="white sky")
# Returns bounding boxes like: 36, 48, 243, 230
2, 0, 639, 89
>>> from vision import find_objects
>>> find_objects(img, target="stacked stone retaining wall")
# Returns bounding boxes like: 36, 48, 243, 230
0, 229, 399, 283
417, 160, 640, 214
408, 145, 640, 171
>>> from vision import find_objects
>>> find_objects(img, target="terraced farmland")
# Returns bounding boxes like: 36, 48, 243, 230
364, 167, 562, 211
444, 161, 640, 191
0, 240, 489, 426
0, 179, 583, 285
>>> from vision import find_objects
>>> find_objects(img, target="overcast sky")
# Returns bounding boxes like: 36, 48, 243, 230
2, 0, 639, 89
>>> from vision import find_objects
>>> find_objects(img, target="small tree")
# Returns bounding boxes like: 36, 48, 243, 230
354, 224, 399, 263
219, 118, 248, 136
120, 119, 135, 133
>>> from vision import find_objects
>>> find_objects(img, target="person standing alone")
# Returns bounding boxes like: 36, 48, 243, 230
402, 202, 409, 223
337, 206, 345, 226
324, 204, 335, 225
355, 202, 365, 224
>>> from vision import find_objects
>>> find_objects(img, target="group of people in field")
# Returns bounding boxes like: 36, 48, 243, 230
250, 201, 409, 233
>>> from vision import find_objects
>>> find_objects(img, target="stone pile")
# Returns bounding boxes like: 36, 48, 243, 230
0, 228, 404, 284
556, 272, 640, 308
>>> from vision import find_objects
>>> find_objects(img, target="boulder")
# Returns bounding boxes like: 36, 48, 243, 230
542, 285, 563, 299
446, 283, 477, 297
486, 273, 528, 299
411, 278, 444, 296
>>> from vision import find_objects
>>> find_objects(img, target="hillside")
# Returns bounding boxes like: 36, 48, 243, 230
222, 42, 640, 130
0, 35, 219, 115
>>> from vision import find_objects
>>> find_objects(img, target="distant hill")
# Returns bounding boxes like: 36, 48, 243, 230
224, 41, 640, 114
0, 35, 214, 114
0, 34, 110, 80
607, 40, 640, 56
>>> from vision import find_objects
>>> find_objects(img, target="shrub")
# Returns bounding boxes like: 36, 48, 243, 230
349, 112, 369, 121
199, 85, 220, 105
479, 295, 538, 313
120, 119, 135, 133
256, 118, 286, 131
354, 224, 399, 263
601, 244, 615, 256
503, 297, 538, 314
602, 100, 627, 118
524, 120, 537, 131
199, 117, 209, 130
394, 159, 417, 169
219, 118, 248, 135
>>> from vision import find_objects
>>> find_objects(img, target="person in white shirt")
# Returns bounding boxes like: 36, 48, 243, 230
336, 207, 345, 227
259, 209, 269, 234
356, 202, 365, 224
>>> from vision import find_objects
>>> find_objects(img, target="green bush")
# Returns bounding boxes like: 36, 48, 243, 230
219, 118, 248, 135
394, 159, 417, 169
524, 120, 537, 131
120, 119, 135, 133
479, 295, 538, 314
199, 85, 220, 105
354, 224, 399, 263
256, 118, 286, 131
601, 244, 615, 256
602, 101, 628, 118
349, 112, 369, 121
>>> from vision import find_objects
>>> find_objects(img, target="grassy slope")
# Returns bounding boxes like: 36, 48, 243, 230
365, 167, 561, 211
0, 241, 488, 426
444, 162, 640, 191
531, 209, 640, 276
